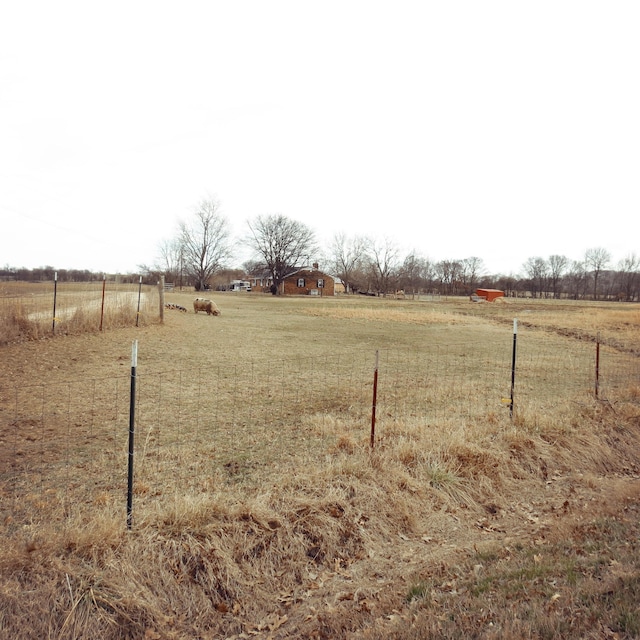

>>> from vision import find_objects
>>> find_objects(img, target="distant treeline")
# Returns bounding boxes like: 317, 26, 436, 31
0, 266, 146, 284
2, 262, 638, 302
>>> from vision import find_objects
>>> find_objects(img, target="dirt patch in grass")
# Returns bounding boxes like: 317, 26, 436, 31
460, 297, 640, 356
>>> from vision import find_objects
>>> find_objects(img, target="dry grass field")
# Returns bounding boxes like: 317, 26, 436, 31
0, 290, 639, 639
0, 280, 159, 343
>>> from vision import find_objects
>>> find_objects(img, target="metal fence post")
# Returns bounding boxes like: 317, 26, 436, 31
100, 275, 106, 331
510, 319, 517, 420
52, 271, 58, 335
127, 340, 138, 530
595, 332, 600, 399
371, 350, 379, 448
136, 276, 142, 327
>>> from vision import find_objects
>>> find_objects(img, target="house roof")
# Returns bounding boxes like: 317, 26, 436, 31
283, 267, 335, 280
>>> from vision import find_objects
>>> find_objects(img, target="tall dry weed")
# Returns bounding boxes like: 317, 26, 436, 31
3, 398, 640, 639
0, 283, 159, 342
0, 302, 41, 343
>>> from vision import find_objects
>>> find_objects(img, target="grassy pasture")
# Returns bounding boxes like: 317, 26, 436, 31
0, 291, 639, 638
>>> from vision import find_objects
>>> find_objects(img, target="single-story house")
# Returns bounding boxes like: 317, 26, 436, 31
281, 265, 335, 296
248, 264, 335, 296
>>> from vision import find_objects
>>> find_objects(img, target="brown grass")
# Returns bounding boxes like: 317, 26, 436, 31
1, 291, 639, 638
0, 281, 160, 344
459, 296, 640, 355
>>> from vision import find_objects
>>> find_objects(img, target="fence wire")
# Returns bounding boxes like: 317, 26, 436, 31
1, 338, 637, 528
0, 281, 160, 338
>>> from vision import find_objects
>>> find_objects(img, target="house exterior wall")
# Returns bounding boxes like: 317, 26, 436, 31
282, 269, 335, 296
249, 276, 271, 293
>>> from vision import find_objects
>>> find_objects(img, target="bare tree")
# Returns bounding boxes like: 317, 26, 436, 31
548, 255, 568, 299
366, 237, 400, 295
246, 214, 317, 294
328, 233, 367, 294
180, 197, 233, 291
157, 238, 184, 286
616, 253, 640, 301
495, 273, 517, 297
398, 252, 423, 297
461, 257, 485, 293
435, 259, 463, 295
523, 257, 549, 298
242, 258, 266, 276
584, 247, 611, 300
397, 252, 436, 297
566, 260, 588, 299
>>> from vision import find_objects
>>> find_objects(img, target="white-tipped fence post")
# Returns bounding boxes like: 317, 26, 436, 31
52, 271, 58, 335
371, 350, 379, 448
510, 319, 517, 419
595, 331, 600, 399
136, 276, 142, 327
127, 340, 138, 530
100, 275, 106, 331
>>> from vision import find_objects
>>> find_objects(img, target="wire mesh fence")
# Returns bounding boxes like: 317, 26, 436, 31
1, 336, 637, 529
0, 279, 161, 340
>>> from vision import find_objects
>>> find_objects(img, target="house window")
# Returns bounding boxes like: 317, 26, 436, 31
317, 279, 324, 288
297, 278, 305, 287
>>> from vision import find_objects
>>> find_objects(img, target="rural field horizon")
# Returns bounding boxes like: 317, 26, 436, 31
1, 291, 639, 638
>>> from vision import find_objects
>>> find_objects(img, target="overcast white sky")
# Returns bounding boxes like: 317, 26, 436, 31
1, 1, 638, 276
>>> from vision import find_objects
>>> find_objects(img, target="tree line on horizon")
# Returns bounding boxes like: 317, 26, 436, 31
3, 198, 639, 301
